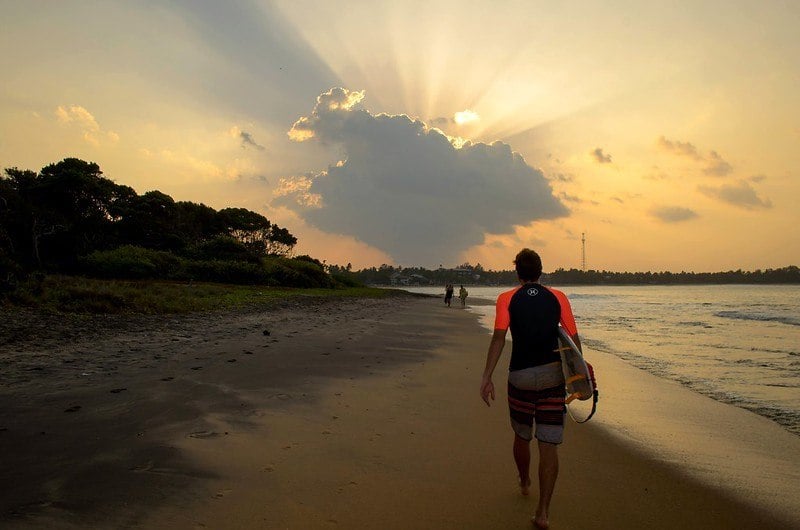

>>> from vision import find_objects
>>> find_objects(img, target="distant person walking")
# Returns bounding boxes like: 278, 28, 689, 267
444, 284, 454, 307
459, 285, 468, 307
479, 248, 580, 529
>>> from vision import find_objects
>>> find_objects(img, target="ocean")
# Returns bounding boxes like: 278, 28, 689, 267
403, 284, 800, 437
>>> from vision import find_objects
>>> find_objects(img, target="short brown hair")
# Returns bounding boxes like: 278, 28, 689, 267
514, 248, 542, 281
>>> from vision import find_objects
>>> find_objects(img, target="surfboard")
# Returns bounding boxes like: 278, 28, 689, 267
556, 325, 597, 422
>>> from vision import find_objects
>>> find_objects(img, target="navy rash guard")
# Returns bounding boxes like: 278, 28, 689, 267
494, 282, 567, 371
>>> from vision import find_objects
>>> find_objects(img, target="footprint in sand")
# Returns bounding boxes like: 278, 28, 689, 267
187, 430, 222, 439
227, 359, 237, 363
110, 388, 127, 394
130, 461, 154, 472
161, 376, 174, 381
190, 366, 203, 370
64, 405, 81, 413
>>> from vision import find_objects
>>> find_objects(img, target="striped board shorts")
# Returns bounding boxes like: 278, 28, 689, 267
507, 361, 566, 444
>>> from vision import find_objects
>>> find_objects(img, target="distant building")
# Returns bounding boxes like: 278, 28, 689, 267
390, 272, 431, 286
451, 267, 481, 282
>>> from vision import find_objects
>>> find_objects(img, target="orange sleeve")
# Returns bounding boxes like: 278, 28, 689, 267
547, 287, 578, 336
493, 288, 517, 330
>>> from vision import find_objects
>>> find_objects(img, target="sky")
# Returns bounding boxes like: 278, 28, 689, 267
1, 0, 798, 272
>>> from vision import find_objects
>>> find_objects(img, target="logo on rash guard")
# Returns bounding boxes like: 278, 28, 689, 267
527, 288, 538, 296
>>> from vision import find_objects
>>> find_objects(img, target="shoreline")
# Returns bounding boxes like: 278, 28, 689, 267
1, 296, 797, 528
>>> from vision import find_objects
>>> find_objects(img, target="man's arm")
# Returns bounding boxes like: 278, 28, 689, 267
480, 329, 507, 406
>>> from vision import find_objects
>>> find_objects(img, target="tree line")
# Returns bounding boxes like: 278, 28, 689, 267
546, 267, 800, 285
0, 158, 343, 290
329, 263, 800, 286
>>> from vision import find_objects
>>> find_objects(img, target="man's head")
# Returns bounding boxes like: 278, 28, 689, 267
514, 248, 542, 282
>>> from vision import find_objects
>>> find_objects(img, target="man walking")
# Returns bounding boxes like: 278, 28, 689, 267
479, 249, 580, 529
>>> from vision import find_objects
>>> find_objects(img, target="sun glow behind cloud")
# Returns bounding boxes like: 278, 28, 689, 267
454, 109, 479, 125
271, 1, 710, 146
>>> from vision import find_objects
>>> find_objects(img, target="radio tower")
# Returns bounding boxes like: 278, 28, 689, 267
581, 232, 586, 271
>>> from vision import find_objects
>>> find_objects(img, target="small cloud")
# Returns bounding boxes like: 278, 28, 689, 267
651, 206, 699, 222
55, 105, 118, 146
611, 196, 624, 204
550, 173, 574, 182
750, 174, 767, 183
229, 126, 266, 151
56, 105, 99, 130
453, 109, 479, 125
703, 150, 733, 176
559, 192, 583, 203
698, 180, 772, 209
240, 131, 265, 151
657, 136, 702, 160
430, 117, 451, 126
658, 136, 733, 177
591, 148, 612, 164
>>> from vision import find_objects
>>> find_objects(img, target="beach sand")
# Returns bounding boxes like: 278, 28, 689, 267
1, 295, 798, 529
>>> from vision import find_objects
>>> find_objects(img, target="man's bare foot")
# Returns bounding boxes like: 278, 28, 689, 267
532, 511, 549, 529
519, 477, 531, 496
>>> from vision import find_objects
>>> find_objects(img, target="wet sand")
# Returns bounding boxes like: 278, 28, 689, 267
1, 296, 797, 528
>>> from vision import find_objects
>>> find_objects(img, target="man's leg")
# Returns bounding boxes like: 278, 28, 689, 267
533, 440, 559, 529
512, 434, 531, 495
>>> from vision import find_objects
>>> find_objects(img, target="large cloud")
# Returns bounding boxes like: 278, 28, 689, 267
275, 88, 568, 265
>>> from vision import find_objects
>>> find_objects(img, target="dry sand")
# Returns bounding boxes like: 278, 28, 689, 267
1, 295, 797, 529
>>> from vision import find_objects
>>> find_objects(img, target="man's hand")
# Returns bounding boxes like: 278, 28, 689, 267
480, 377, 495, 406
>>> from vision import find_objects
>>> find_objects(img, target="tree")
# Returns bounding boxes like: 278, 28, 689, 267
1, 160, 132, 267
265, 224, 297, 256
219, 208, 297, 256
32, 158, 135, 266
114, 190, 182, 250
219, 207, 272, 254
175, 201, 226, 245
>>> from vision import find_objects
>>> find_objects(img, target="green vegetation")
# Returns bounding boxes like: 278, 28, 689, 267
4, 275, 397, 314
0, 158, 364, 309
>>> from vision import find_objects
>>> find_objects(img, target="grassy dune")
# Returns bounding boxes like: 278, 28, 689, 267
4, 275, 399, 314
